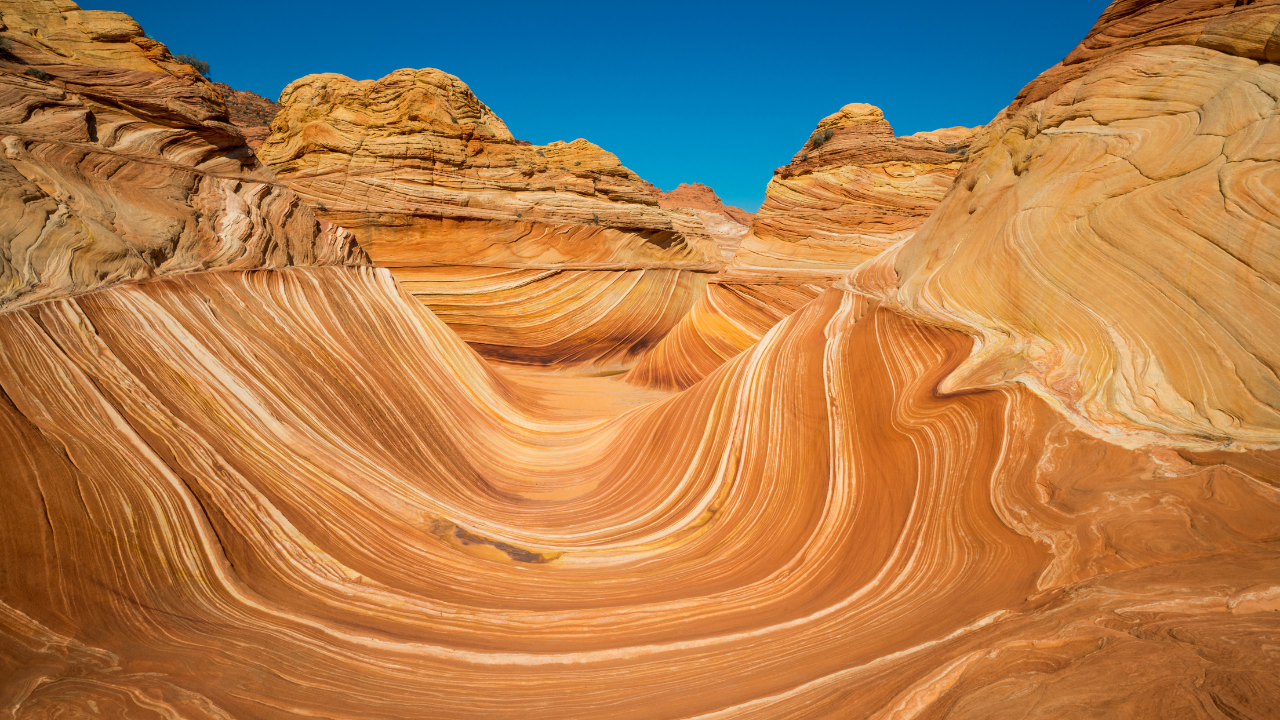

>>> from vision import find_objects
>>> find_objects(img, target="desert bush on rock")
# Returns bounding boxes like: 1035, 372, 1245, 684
174, 53, 211, 78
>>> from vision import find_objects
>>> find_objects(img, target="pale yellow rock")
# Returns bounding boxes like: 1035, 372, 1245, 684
847, 44, 1280, 449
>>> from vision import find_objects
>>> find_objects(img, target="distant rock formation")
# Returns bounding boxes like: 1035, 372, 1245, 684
648, 182, 755, 263
731, 103, 980, 274
260, 69, 719, 270
626, 106, 980, 390
212, 81, 278, 149
258, 68, 722, 372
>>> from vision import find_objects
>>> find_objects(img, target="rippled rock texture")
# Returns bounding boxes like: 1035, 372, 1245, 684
1, 1, 1279, 718
847, 0, 1280, 449
731, 102, 980, 274
259, 68, 723, 371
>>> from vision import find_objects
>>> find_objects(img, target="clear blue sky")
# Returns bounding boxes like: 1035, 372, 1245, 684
80, 0, 1106, 210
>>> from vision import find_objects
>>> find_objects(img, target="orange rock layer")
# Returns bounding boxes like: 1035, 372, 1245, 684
731, 103, 980, 274
847, 0, 1280, 449
0, 1, 1278, 718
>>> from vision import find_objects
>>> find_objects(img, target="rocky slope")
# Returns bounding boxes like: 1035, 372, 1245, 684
0, 1, 1278, 719
650, 181, 755, 263
732, 103, 980, 274
213, 81, 278, 149
259, 69, 720, 371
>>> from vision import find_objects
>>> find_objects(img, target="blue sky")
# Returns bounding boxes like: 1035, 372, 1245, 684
81, 0, 1106, 210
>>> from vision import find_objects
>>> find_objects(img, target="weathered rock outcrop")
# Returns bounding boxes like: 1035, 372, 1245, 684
731, 103, 980, 274
213, 81, 278, 149
847, 0, 1280, 450
650, 181, 755, 262
0, 0, 364, 313
260, 69, 718, 270
258, 69, 720, 371
0, 1, 1278, 719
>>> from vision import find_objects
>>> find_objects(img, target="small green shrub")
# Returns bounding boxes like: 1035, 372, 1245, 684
25, 68, 51, 81
809, 128, 835, 148
0, 37, 20, 62
174, 53, 211, 78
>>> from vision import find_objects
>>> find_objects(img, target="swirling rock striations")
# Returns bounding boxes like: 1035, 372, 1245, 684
621, 280, 825, 390
847, 0, 1280, 449
259, 69, 721, 370
626, 107, 976, 390
0, 0, 366, 312
731, 102, 980, 274
0, 1, 1278, 718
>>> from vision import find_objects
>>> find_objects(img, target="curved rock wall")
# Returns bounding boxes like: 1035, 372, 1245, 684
848, 2, 1280, 449
0, 0, 1277, 718
0, 0, 366, 313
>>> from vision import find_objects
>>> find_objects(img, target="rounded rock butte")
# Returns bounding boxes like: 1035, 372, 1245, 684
1, 0, 1279, 718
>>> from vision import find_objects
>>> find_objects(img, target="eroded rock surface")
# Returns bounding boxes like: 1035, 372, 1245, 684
651, 181, 756, 262
213, 81, 278, 149
847, 0, 1280, 449
258, 68, 720, 371
731, 102, 980, 274
0, 1, 1278, 719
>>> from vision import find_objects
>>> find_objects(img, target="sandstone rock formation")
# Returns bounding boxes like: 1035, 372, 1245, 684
625, 108, 978, 390
650, 181, 755, 262
846, 0, 1280, 450
259, 69, 721, 371
732, 103, 980, 274
213, 81, 278, 149
0, 0, 365, 313
259, 69, 718, 270
1, 1, 1278, 718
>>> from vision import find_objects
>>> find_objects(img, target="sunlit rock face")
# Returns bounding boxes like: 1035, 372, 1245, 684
847, 0, 1280, 450
0, 0, 365, 312
1, 1, 1279, 719
627, 107, 977, 391
731, 102, 980, 275
259, 68, 721, 371
651, 182, 756, 263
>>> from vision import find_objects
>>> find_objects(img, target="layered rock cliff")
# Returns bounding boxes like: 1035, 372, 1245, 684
0, 0, 365, 313
732, 103, 980, 274
259, 69, 720, 372
0, 1, 1278, 719
260, 69, 718, 270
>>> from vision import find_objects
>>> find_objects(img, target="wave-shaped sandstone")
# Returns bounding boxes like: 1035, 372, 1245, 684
1, 1, 1279, 718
